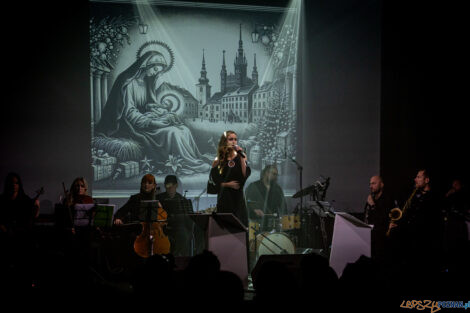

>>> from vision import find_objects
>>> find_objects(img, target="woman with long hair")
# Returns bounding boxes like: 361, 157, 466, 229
60, 177, 94, 235
0, 172, 40, 234
209, 130, 251, 226
64, 177, 94, 208
113, 173, 161, 225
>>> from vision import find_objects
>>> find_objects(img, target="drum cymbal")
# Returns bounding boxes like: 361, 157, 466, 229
292, 184, 316, 198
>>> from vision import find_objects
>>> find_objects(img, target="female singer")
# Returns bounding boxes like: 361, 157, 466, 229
209, 130, 251, 227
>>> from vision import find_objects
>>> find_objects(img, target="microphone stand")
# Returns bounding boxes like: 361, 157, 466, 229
193, 188, 206, 212
190, 189, 205, 257
315, 200, 329, 255
290, 157, 304, 245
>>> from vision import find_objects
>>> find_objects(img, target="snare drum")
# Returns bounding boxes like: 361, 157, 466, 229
281, 214, 300, 230
256, 232, 295, 257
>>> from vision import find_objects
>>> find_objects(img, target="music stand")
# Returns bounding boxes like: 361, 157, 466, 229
189, 213, 249, 288
93, 204, 115, 228
329, 212, 372, 277
160, 197, 194, 256
138, 200, 163, 223
303, 200, 335, 252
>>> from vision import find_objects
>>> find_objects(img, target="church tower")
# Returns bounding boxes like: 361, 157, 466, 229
234, 24, 247, 87
196, 49, 211, 118
252, 53, 258, 87
220, 50, 227, 93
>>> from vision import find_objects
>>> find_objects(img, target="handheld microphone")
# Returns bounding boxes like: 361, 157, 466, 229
234, 145, 246, 158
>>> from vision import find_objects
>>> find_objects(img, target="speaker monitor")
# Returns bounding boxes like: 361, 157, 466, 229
251, 254, 306, 287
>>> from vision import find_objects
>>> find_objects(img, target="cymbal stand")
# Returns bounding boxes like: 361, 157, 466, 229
315, 200, 329, 255
290, 158, 304, 244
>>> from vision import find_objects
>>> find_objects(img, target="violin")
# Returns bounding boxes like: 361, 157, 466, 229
134, 204, 170, 257
32, 187, 45, 219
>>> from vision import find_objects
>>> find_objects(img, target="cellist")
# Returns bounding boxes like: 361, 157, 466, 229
114, 174, 170, 256
114, 174, 161, 225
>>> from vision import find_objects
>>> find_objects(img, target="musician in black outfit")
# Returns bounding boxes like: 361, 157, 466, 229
442, 178, 469, 273
156, 175, 193, 256
0, 172, 40, 282
444, 178, 468, 216
246, 165, 287, 231
113, 174, 162, 224
388, 169, 443, 271
0, 172, 40, 236
209, 130, 251, 227
363, 175, 394, 261
111, 174, 164, 271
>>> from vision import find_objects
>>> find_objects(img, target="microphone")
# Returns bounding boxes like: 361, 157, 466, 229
234, 145, 246, 158
290, 156, 303, 169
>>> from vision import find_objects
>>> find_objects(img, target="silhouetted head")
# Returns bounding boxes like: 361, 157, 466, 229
2, 172, 24, 197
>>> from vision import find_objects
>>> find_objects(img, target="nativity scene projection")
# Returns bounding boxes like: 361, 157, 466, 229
89, 0, 301, 197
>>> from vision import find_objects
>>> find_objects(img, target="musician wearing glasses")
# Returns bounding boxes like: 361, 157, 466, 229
363, 175, 393, 261
209, 130, 251, 227
246, 165, 287, 231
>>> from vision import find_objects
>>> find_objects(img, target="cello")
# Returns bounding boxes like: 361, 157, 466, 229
134, 200, 170, 257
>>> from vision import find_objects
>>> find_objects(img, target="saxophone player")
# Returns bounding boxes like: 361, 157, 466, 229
388, 169, 443, 271
363, 175, 394, 261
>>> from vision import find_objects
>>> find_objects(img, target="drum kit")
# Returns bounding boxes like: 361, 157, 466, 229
249, 177, 333, 261
249, 213, 300, 257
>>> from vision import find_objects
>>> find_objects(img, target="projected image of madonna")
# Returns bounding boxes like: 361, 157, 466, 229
96, 49, 211, 173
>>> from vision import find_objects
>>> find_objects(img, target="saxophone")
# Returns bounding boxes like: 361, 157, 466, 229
386, 188, 418, 236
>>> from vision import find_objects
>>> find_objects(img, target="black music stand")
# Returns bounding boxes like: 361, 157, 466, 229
138, 200, 162, 222
303, 200, 335, 254
189, 213, 249, 288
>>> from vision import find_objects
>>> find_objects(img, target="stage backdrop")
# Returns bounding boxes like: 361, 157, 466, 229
90, 0, 301, 199
0, 0, 381, 215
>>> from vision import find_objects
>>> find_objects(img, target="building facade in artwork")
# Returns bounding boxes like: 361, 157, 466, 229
196, 24, 264, 123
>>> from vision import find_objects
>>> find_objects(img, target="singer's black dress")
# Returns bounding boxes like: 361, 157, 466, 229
209, 155, 251, 227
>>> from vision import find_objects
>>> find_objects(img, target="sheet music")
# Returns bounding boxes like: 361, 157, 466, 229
73, 204, 95, 226
93, 204, 115, 227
